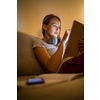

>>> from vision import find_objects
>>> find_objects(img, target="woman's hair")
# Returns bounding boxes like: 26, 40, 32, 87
42, 14, 61, 37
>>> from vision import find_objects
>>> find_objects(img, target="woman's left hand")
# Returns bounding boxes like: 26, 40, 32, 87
79, 37, 84, 46
79, 37, 84, 53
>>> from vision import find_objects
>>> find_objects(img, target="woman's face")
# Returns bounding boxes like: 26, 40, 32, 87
43, 17, 61, 38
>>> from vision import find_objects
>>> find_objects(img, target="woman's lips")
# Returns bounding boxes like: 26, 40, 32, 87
55, 32, 58, 34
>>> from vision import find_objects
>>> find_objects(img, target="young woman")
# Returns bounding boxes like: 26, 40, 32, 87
33, 14, 84, 73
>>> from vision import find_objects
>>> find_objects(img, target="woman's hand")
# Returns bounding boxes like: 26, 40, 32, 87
62, 29, 71, 43
79, 37, 84, 46
79, 37, 84, 53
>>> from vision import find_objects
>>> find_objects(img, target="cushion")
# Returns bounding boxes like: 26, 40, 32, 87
17, 31, 46, 76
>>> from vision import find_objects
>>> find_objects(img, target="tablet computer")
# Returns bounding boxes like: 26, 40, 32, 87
64, 20, 84, 58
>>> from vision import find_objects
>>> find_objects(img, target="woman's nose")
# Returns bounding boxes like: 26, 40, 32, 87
56, 26, 59, 31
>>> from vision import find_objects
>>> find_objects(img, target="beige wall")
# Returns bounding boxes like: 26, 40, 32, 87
17, 0, 84, 38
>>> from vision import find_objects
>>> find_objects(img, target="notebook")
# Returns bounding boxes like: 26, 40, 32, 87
63, 20, 84, 58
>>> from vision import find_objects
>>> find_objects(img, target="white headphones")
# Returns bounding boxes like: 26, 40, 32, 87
42, 36, 62, 46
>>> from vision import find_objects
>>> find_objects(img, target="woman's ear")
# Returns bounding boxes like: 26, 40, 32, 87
43, 24, 47, 30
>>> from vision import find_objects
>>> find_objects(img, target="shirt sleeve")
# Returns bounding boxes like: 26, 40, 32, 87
33, 39, 46, 49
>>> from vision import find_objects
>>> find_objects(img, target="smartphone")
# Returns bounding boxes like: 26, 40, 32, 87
27, 77, 44, 85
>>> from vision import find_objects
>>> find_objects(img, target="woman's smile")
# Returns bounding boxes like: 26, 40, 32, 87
55, 32, 58, 35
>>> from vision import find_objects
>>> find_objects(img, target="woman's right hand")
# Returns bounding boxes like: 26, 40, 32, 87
62, 29, 70, 43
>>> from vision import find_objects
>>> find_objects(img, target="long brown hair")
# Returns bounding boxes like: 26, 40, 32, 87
42, 14, 61, 37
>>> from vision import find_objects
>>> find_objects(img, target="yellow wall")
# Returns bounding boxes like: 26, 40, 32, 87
17, 0, 84, 38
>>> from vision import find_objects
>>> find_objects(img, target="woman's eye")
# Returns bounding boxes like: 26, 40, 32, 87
58, 26, 60, 29
53, 25, 56, 27
53, 24, 60, 29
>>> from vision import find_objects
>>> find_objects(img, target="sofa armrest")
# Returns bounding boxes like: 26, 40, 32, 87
17, 31, 46, 76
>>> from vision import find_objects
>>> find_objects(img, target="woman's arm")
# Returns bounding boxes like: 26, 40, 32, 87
34, 30, 69, 73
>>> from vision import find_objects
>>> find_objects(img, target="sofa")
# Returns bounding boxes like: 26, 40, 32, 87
17, 31, 84, 100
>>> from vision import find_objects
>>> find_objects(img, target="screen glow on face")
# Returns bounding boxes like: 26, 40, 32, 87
28, 78, 43, 83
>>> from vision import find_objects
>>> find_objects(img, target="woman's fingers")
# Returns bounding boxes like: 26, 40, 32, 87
79, 37, 84, 46
79, 44, 84, 46
79, 41, 84, 44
